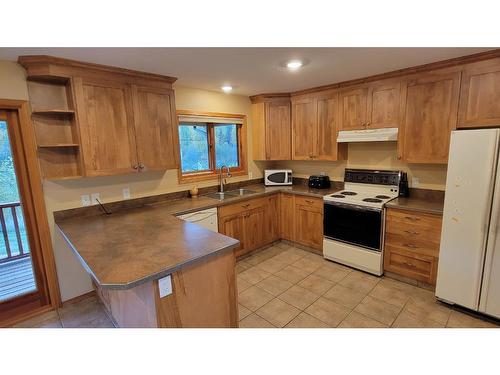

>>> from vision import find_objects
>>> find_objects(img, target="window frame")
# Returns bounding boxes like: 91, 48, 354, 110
176, 110, 248, 183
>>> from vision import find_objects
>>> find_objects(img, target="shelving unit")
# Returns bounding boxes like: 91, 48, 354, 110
27, 77, 83, 179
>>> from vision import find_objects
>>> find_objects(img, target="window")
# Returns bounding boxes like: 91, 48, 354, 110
177, 111, 247, 182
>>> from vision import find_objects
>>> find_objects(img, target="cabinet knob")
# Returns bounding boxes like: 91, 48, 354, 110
139, 163, 145, 170
404, 243, 418, 249
133, 164, 139, 170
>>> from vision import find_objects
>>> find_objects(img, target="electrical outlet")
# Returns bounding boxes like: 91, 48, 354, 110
158, 275, 172, 298
91, 193, 100, 205
122, 187, 131, 199
412, 177, 420, 188
81, 195, 91, 207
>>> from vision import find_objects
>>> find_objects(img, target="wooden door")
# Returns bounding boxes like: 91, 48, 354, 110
316, 93, 341, 160
340, 87, 368, 130
367, 80, 401, 129
280, 193, 295, 241
265, 101, 291, 160
265, 195, 280, 243
74, 77, 138, 176
458, 58, 500, 128
243, 206, 267, 254
399, 70, 461, 164
218, 213, 246, 257
292, 97, 317, 160
132, 85, 179, 171
294, 197, 323, 252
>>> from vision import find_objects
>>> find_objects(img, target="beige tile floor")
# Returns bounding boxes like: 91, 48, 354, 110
11, 242, 500, 328
237, 242, 500, 328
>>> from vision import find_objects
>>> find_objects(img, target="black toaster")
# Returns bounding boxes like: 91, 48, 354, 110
308, 174, 331, 189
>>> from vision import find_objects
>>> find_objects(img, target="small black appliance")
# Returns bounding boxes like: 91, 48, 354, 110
398, 172, 410, 197
308, 174, 331, 189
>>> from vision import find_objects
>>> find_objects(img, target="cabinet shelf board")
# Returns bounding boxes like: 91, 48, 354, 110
37, 143, 79, 149
32, 109, 75, 116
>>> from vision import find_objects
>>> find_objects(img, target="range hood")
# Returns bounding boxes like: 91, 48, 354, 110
337, 127, 398, 143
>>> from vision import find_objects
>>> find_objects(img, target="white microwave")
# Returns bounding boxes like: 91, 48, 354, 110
264, 169, 293, 186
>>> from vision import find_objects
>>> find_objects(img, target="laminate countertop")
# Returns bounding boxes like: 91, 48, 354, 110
385, 197, 444, 215
56, 183, 335, 290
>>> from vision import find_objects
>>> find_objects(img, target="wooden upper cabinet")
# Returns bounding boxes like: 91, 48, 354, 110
74, 77, 138, 176
131, 86, 179, 171
367, 80, 401, 128
399, 70, 461, 164
458, 58, 500, 128
340, 87, 368, 130
250, 96, 291, 160
316, 92, 342, 160
292, 97, 317, 160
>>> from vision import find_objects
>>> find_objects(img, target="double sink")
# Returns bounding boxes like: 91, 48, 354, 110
204, 188, 256, 201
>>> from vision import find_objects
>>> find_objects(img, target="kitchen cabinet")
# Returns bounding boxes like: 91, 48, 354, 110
218, 196, 278, 258
294, 196, 324, 253
458, 58, 500, 128
291, 92, 347, 161
384, 208, 442, 285
131, 85, 179, 171
251, 96, 291, 160
74, 77, 139, 176
340, 79, 401, 130
280, 193, 295, 241
398, 69, 461, 164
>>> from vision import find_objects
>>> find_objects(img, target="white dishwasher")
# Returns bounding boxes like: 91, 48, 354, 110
178, 207, 218, 232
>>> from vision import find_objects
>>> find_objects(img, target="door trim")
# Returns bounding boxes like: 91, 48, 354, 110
0, 99, 61, 326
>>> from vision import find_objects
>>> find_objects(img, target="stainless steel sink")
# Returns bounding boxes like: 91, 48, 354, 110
225, 188, 256, 196
204, 192, 237, 200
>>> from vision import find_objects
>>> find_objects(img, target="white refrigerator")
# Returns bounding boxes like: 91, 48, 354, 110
436, 129, 500, 319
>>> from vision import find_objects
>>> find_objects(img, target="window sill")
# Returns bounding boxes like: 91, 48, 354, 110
178, 169, 248, 184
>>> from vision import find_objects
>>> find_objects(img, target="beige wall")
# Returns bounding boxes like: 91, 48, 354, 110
267, 142, 448, 190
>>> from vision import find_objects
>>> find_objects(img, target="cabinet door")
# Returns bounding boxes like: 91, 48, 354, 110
266, 101, 291, 160
280, 193, 295, 241
74, 77, 138, 176
243, 207, 267, 254
265, 194, 280, 243
340, 87, 368, 130
292, 97, 317, 160
399, 70, 461, 164
294, 197, 323, 252
458, 59, 500, 128
367, 80, 401, 129
218, 213, 246, 257
316, 93, 344, 160
132, 85, 179, 171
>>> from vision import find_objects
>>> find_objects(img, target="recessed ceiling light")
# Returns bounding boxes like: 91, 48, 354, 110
286, 60, 303, 70
221, 85, 233, 93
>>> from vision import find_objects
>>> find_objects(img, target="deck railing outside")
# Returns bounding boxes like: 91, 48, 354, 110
0, 202, 30, 264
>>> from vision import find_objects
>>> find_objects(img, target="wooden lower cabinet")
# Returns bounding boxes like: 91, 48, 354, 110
95, 250, 238, 328
280, 193, 295, 240
383, 208, 442, 285
218, 213, 246, 256
294, 196, 324, 253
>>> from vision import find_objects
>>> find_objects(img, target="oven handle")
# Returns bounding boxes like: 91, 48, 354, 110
323, 200, 382, 212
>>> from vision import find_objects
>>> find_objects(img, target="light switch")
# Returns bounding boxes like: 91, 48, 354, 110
158, 275, 172, 298
81, 195, 91, 206
122, 187, 131, 199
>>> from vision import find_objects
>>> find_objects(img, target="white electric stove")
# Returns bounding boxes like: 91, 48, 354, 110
323, 169, 401, 275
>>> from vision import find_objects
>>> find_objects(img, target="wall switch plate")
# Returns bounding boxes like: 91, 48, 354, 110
158, 275, 172, 298
81, 195, 91, 207
91, 193, 100, 205
412, 177, 420, 188
122, 187, 131, 199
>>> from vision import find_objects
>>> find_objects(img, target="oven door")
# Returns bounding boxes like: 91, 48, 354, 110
323, 201, 383, 251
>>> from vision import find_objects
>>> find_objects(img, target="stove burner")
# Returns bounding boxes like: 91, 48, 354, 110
331, 194, 345, 198
340, 191, 357, 196
375, 195, 391, 199
362, 198, 383, 203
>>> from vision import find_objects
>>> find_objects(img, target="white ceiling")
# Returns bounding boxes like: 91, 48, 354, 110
0, 47, 493, 96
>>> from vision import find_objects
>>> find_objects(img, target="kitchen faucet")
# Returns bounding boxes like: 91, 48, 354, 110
219, 165, 232, 192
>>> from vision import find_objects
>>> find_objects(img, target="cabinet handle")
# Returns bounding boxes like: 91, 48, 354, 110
139, 163, 145, 170
404, 243, 418, 249
403, 261, 417, 268
305, 199, 314, 204
404, 216, 420, 221
241, 204, 250, 208
133, 164, 139, 170
404, 230, 419, 235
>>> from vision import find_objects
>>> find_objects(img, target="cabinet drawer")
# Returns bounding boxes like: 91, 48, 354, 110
386, 208, 442, 232
294, 195, 323, 213
384, 246, 438, 284
384, 233, 440, 258
385, 219, 441, 245
218, 196, 268, 218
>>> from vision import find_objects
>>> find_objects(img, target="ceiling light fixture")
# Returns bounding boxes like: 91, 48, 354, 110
286, 60, 303, 70
221, 85, 233, 93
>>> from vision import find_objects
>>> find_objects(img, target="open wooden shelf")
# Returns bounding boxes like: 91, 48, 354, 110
31, 109, 75, 116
